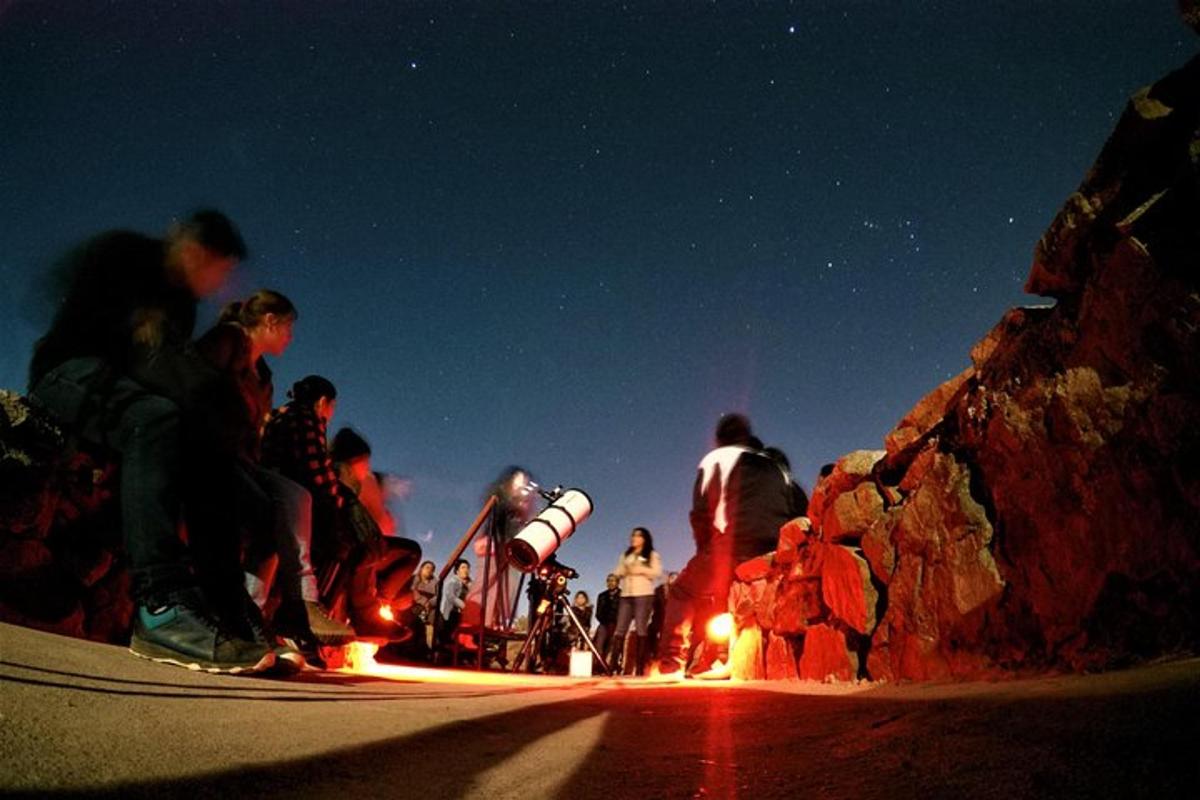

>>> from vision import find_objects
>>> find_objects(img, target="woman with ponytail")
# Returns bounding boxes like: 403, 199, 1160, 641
198, 292, 354, 668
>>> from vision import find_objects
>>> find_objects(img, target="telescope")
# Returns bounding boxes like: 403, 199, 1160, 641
505, 487, 593, 572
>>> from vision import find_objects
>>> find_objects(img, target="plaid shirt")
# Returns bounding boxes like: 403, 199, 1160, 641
260, 402, 343, 510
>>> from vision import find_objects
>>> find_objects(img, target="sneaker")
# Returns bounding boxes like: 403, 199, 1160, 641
271, 639, 308, 673
130, 592, 275, 674
690, 659, 731, 681
304, 600, 356, 646
646, 659, 686, 683
278, 633, 328, 671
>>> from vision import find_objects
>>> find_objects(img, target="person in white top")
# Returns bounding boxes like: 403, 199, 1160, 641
611, 527, 663, 675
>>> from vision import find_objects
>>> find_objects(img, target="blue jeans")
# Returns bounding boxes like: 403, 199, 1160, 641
614, 594, 653, 637
30, 358, 190, 603
235, 463, 319, 607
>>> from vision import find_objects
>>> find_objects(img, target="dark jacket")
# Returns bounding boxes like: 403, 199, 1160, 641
689, 445, 795, 561
29, 230, 216, 409
195, 322, 274, 461
595, 587, 620, 627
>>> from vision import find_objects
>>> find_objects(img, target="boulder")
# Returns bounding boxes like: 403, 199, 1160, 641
867, 449, 1003, 680
774, 517, 812, 566
884, 368, 972, 459
765, 632, 799, 680
807, 450, 884, 528
772, 577, 824, 636
729, 624, 766, 680
821, 482, 887, 544
798, 623, 858, 682
819, 544, 879, 635
0, 389, 130, 643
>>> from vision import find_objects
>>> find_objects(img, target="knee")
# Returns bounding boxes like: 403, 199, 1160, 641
127, 395, 181, 435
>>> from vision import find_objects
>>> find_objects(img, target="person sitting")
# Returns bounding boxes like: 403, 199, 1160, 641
653, 414, 794, 679
195, 291, 354, 665
27, 209, 274, 673
329, 427, 422, 640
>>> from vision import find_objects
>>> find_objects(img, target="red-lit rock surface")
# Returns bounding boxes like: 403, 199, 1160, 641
725, 45, 1200, 682
0, 390, 130, 643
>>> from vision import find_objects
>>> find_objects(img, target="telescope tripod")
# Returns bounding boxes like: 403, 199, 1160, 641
511, 590, 612, 676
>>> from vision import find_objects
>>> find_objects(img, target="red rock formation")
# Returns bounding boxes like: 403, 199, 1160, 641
727, 33, 1200, 683
797, 624, 857, 682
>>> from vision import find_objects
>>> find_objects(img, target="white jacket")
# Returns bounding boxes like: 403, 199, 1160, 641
614, 550, 663, 597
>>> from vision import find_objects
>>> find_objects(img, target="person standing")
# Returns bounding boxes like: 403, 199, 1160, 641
611, 527, 663, 675
646, 571, 678, 660
652, 414, 794, 679
592, 573, 620, 666
438, 559, 474, 653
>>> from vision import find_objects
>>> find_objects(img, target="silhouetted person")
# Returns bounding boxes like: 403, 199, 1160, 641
28, 209, 274, 673
653, 413, 794, 678
592, 573, 620, 665
466, 466, 536, 631
646, 570, 678, 660
763, 446, 809, 517
330, 426, 422, 640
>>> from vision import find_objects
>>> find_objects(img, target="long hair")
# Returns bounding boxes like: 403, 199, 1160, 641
624, 526, 654, 560
218, 289, 296, 329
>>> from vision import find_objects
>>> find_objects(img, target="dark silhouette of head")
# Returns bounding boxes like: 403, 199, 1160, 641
715, 412, 753, 447
290, 374, 337, 404
331, 426, 371, 465
167, 209, 247, 259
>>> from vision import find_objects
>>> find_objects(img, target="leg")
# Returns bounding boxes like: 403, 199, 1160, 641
31, 359, 190, 604
612, 597, 635, 673
631, 594, 654, 675
31, 359, 271, 673
376, 538, 423, 604
654, 548, 730, 674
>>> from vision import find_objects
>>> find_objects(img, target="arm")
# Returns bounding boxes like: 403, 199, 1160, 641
646, 551, 663, 582
689, 465, 717, 548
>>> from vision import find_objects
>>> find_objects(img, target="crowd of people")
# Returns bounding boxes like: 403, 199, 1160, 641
26, 208, 809, 680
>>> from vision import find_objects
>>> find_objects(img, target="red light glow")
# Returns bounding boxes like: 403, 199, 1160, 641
707, 613, 734, 643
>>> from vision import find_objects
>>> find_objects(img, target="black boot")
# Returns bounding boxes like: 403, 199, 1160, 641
610, 634, 626, 674
634, 635, 649, 676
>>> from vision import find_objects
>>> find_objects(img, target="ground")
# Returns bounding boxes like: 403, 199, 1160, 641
2, 623, 1198, 799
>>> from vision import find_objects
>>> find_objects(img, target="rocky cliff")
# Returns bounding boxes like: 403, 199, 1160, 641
729, 40, 1200, 682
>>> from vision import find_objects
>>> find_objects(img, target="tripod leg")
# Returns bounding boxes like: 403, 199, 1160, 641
512, 602, 552, 673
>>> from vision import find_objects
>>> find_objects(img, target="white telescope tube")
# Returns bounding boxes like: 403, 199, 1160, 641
506, 489, 593, 572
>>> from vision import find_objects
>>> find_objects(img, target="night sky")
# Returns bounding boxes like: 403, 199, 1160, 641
0, 2, 1193, 596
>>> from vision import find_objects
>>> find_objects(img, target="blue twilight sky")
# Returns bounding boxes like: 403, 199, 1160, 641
0, 1, 1194, 596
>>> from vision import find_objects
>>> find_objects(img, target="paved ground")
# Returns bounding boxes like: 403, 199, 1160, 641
2, 622, 1199, 799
